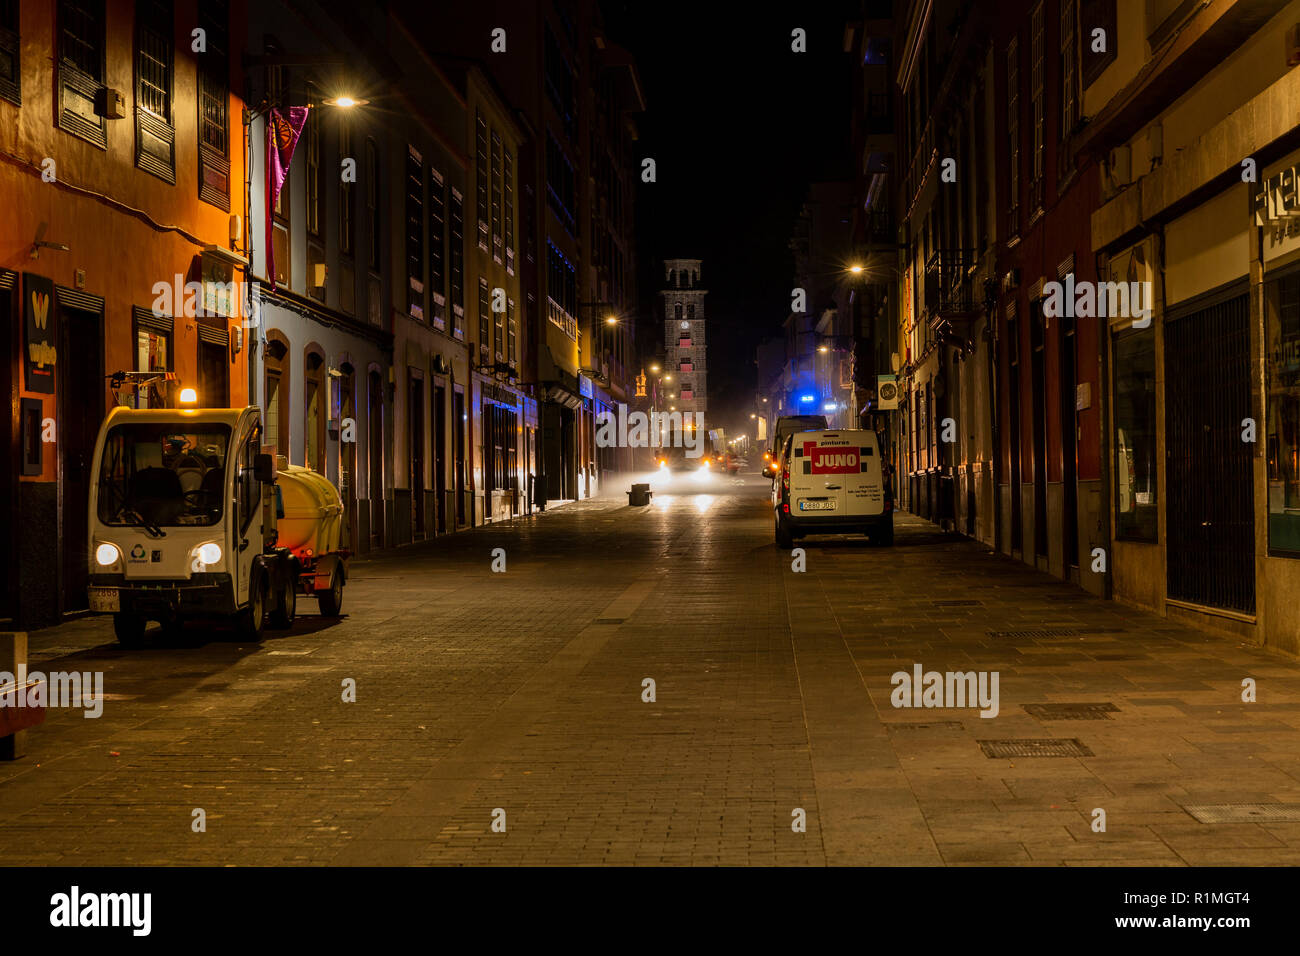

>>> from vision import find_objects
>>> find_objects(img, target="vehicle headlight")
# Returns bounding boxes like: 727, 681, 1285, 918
95, 542, 122, 567
191, 541, 223, 569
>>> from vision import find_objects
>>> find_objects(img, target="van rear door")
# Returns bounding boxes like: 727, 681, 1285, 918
843, 431, 884, 516
791, 431, 852, 516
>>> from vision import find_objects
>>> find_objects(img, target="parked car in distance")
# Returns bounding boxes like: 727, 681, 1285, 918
771, 428, 893, 548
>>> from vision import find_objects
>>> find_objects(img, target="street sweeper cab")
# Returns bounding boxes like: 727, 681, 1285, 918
86, 394, 348, 646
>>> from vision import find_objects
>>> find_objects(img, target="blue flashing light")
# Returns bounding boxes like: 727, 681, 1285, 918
798, 393, 816, 404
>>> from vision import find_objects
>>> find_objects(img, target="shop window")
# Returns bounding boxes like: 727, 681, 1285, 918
1266, 271, 1300, 554
1112, 324, 1158, 540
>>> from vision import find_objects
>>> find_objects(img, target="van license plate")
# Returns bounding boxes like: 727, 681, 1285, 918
89, 587, 120, 613
799, 500, 836, 511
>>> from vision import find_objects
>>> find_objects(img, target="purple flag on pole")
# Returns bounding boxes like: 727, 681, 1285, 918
265, 105, 309, 291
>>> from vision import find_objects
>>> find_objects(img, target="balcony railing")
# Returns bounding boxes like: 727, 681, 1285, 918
924, 249, 978, 321
547, 297, 578, 340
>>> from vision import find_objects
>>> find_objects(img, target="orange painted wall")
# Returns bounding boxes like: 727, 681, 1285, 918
1, 0, 248, 482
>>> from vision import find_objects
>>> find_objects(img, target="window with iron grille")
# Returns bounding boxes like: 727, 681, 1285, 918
450, 188, 466, 338
406, 145, 425, 320
504, 147, 515, 273
478, 278, 491, 355
136, 1, 170, 119
134, 0, 174, 181
1029, 3, 1044, 209
491, 130, 503, 262
476, 111, 489, 250
1005, 38, 1020, 236
57, 0, 105, 147
60, 0, 102, 79
430, 166, 447, 327
0, 0, 21, 105
196, 0, 229, 208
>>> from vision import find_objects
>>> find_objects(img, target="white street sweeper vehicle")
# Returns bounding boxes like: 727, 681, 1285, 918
87, 391, 349, 646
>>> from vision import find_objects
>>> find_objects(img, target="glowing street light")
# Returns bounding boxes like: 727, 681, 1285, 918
323, 95, 370, 108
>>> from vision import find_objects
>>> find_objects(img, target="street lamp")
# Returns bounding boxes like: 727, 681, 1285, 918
322, 95, 370, 108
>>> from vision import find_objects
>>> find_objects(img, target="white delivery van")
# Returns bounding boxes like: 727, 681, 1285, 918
771, 428, 894, 547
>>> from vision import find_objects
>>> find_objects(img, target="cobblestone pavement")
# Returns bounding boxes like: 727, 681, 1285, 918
4, 471, 1300, 865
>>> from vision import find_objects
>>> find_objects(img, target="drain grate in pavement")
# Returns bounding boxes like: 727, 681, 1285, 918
1184, 804, 1300, 824
593, 618, 625, 625
886, 721, 965, 732
987, 628, 1080, 639
978, 738, 1094, 758
1023, 702, 1118, 720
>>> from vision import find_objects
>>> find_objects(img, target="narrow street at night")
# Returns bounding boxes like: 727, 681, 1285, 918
8, 0, 1300, 937
5, 475, 1300, 868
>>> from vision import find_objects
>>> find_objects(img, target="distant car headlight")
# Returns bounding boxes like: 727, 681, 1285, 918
95, 542, 122, 567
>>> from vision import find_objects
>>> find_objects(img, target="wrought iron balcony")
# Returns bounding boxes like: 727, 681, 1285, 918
924, 249, 978, 325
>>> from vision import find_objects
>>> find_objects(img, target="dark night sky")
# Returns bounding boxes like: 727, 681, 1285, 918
602, 1, 858, 436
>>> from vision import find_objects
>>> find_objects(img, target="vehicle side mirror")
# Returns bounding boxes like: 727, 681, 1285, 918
254, 453, 276, 484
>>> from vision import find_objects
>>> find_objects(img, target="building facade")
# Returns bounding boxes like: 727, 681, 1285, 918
3, 0, 249, 628
242, 0, 392, 554
1084, 0, 1300, 652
